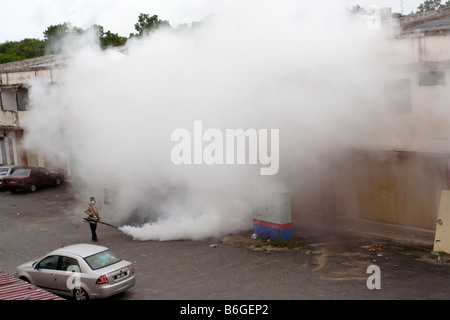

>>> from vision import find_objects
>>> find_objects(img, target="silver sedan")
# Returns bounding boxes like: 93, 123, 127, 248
15, 243, 136, 300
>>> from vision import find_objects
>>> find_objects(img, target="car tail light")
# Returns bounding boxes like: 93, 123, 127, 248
131, 266, 135, 274
96, 275, 109, 284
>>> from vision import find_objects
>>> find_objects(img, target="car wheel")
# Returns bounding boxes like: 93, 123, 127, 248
29, 185, 36, 192
19, 276, 31, 283
55, 178, 61, 186
73, 288, 89, 300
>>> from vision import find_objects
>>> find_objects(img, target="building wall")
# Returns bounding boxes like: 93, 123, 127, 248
0, 59, 65, 169
289, 30, 450, 242
338, 150, 443, 228
288, 148, 444, 245
384, 33, 450, 63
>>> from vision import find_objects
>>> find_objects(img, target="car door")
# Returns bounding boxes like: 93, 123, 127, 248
30, 168, 42, 187
40, 168, 53, 186
56, 256, 82, 294
32, 255, 60, 291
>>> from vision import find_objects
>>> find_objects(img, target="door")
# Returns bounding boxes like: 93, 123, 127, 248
56, 256, 82, 294
0, 137, 6, 165
33, 255, 59, 291
31, 168, 51, 187
40, 168, 54, 186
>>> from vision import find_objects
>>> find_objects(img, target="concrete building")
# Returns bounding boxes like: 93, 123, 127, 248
0, 55, 65, 168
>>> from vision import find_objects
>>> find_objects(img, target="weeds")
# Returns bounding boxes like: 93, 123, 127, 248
254, 236, 301, 250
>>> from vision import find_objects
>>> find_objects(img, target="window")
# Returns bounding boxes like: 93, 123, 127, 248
84, 250, 121, 270
7, 138, 13, 165
0, 86, 29, 111
419, 71, 445, 87
0, 88, 17, 111
60, 256, 80, 272
0, 138, 6, 165
11, 169, 30, 177
37, 256, 59, 270
16, 86, 29, 111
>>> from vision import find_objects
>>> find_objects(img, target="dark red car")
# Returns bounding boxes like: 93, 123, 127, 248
2, 167, 65, 193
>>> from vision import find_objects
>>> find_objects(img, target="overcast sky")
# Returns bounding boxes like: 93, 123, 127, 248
0, 0, 424, 43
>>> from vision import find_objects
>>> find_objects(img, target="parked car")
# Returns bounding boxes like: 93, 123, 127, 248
2, 167, 64, 192
15, 243, 136, 300
0, 165, 24, 189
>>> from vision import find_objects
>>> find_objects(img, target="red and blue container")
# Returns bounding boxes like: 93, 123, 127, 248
252, 191, 292, 241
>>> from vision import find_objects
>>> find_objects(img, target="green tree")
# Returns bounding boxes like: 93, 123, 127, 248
92, 25, 127, 48
14, 38, 45, 57
417, 0, 450, 12
0, 38, 44, 63
43, 22, 84, 54
132, 13, 171, 37
102, 30, 127, 47
1, 13, 174, 64
0, 53, 20, 64
350, 4, 363, 14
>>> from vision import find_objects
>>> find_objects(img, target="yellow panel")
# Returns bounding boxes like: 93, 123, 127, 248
433, 190, 450, 253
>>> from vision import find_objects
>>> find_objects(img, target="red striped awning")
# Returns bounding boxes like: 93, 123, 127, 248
0, 271, 64, 300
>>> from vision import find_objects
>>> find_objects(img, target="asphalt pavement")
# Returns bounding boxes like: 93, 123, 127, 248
1, 183, 450, 307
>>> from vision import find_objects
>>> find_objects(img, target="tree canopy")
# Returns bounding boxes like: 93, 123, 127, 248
417, 0, 450, 12
132, 13, 171, 38
0, 12, 176, 64
7, 2, 450, 65
0, 38, 44, 64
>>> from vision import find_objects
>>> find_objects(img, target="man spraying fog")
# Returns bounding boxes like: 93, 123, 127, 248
85, 196, 101, 242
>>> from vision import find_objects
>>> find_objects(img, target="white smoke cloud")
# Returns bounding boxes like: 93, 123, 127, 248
23, 1, 394, 241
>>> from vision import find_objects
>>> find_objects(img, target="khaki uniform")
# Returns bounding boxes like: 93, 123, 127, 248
85, 203, 100, 223
85, 201, 100, 241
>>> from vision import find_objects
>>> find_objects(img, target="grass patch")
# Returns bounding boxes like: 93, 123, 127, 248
407, 252, 423, 259
221, 232, 301, 251
256, 236, 301, 250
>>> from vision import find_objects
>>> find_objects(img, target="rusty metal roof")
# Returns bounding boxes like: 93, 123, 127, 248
404, 15, 450, 33
0, 55, 64, 73
0, 270, 64, 300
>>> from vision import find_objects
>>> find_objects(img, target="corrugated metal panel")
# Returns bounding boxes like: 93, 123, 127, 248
0, 55, 63, 73
404, 16, 450, 33
0, 271, 64, 300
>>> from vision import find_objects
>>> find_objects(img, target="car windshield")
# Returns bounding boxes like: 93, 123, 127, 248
11, 169, 30, 177
84, 249, 122, 270
0, 168, 8, 175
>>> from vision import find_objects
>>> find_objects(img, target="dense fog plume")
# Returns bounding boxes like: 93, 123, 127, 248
22, 1, 394, 241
